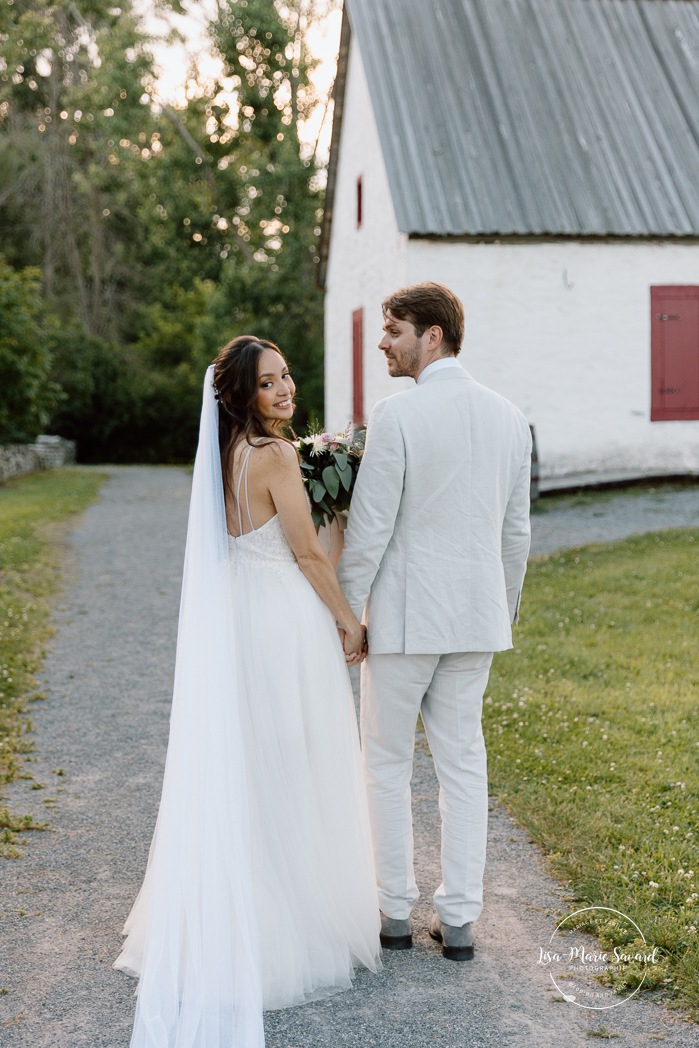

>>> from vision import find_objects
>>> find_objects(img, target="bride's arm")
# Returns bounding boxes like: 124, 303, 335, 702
263, 442, 365, 660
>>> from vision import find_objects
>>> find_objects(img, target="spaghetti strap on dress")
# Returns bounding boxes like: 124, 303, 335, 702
234, 443, 256, 535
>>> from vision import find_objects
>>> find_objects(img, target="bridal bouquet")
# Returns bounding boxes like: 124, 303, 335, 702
294, 424, 365, 528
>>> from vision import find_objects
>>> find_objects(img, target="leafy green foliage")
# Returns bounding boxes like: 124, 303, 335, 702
296, 428, 365, 526
0, 261, 61, 441
0, 0, 325, 457
208, 0, 325, 429
0, 0, 157, 332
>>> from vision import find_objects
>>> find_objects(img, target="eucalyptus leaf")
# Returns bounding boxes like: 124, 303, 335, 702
334, 452, 349, 470
310, 479, 327, 502
313, 497, 334, 527
337, 460, 353, 491
322, 465, 340, 500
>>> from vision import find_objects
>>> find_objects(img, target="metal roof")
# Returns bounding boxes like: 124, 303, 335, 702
337, 0, 699, 238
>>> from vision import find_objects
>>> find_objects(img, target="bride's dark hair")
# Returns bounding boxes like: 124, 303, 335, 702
212, 335, 293, 499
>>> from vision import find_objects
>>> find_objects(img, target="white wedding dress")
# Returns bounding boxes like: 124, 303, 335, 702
115, 394, 380, 1047
226, 445, 381, 1008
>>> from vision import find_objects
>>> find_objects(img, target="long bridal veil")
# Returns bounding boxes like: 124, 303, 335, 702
115, 366, 265, 1048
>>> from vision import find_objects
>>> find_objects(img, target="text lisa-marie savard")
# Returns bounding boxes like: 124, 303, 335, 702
538, 946, 659, 965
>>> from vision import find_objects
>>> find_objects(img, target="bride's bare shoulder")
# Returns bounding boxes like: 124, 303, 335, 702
254, 438, 298, 470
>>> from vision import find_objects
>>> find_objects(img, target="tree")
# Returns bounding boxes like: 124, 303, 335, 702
0, 0, 329, 458
0, 1, 158, 338
0, 260, 61, 442
207, 0, 326, 426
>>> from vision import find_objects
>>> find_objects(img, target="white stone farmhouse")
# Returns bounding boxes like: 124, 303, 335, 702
319, 0, 699, 486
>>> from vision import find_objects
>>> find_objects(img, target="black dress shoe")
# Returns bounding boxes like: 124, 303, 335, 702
429, 916, 474, 961
379, 912, 413, 950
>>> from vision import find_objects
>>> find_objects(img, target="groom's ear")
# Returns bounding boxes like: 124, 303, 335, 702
427, 325, 444, 349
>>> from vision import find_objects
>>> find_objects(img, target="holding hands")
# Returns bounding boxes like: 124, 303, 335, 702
338, 622, 369, 665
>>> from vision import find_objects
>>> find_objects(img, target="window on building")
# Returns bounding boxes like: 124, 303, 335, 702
650, 286, 699, 421
352, 308, 364, 426
356, 176, 363, 229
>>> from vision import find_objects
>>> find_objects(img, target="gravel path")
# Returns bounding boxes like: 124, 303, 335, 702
530, 483, 699, 556
0, 468, 697, 1047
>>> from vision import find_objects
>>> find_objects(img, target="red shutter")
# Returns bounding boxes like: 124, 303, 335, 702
352, 308, 364, 426
650, 286, 699, 421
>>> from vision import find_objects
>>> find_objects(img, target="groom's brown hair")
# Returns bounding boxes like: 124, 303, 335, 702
382, 282, 464, 354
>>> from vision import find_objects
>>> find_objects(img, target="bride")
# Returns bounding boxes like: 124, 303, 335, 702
114, 336, 381, 1047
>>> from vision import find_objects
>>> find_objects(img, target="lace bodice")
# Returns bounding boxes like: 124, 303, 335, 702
227, 514, 297, 566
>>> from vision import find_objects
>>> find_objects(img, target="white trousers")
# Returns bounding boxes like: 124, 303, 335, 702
360, 651, 493, 927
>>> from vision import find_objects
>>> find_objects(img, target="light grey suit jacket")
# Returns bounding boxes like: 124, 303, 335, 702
337, 367, 532, 655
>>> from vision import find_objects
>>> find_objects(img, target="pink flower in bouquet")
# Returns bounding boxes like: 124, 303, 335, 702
294, 423, 366, 527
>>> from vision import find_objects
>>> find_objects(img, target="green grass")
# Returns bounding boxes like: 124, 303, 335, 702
0, 468, 105, 855
485, 528, 699, 1016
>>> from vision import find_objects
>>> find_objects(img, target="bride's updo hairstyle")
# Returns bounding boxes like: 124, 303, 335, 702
212, 334, 291, 495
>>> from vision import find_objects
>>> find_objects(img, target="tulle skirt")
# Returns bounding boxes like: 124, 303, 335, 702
230, 544, 381, 1008
114, 374, 379, 1045
115, 518, 381, 1035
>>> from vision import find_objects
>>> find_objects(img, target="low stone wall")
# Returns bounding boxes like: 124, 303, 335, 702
0, 436, 77, 484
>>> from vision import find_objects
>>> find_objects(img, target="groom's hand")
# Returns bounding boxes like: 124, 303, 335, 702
350, 625, 369, 664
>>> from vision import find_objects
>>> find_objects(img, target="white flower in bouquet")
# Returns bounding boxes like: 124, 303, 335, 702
293, 424, 366, 527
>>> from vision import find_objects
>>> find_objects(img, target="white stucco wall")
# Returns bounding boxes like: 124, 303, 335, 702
323, 39, 410, 430
407, 240, 699, 479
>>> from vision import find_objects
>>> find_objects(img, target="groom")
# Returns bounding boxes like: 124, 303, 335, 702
338, 282, 531, 961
